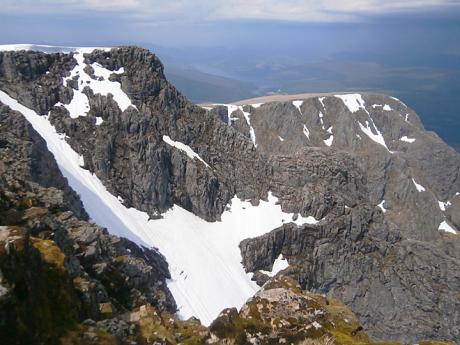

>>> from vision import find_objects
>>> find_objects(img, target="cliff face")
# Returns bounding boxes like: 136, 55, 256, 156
0, 107, 175, 344
0, 45, 458, 344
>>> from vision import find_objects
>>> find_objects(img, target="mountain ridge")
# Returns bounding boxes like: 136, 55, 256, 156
0, 44, 459, 344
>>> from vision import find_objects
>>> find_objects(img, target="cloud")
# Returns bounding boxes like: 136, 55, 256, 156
1, 0, 459, 22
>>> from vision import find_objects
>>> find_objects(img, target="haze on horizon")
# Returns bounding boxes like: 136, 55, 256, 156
1, 0, 459, 151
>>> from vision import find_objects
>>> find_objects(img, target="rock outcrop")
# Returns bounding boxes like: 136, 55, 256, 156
0, 107, 175, 344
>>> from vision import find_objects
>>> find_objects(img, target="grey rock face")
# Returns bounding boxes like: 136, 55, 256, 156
0, 103, 87, 219
215, 93, 460, 241
240, 208, 460, 343
0, 106, 176, 320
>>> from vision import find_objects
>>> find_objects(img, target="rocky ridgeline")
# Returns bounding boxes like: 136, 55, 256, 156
210, 95, 460, 241
0, 46, 459, 344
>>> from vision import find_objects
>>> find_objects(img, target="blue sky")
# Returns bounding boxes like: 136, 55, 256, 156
1, 0, 459, 47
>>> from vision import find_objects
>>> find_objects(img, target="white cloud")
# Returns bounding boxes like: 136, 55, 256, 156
1, 0, 458, 22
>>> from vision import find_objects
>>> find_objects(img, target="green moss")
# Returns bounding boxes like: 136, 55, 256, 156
0, 231, 81, 345
32, 238, 66, 269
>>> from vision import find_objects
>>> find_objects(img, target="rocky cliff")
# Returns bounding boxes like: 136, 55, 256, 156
0, 45, 458, 344
0, 106, 175, 344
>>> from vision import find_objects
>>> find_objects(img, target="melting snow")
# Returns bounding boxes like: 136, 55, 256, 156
163, 135, 210, 168
293, 100, 303, 113
251, 103, 263, 109
439, 221, 457, 234
336, 94, 391, 152
278, 136, 285, 142
412, 178, 426, 192
358, 120, 391, 152
335, 94, 367, 113
438, 201, 451, 211
318, 97, 326, 109
383, 104, 392, 111
0, 90, 323, 325
318, 111, 325, 130
58, 48, 135, 118
303, 125, 310, 140
400, 136, 416, 143
324, 127, 333, 146
377, 200, 387, 213
260, 254, 289, 277
240, 106, 257, 147
225, 105, 239, 126
324, 135, 333, 147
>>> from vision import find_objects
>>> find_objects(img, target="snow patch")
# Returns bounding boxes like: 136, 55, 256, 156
337, 94, 391, 152
324, 135, 333, 147
400, 136, 416, 143
358, 119, 391, 152
95, 117, 104, 126
439, 221, 457, 234
278, 136, 285, 142
163, 135, 210, 168
293, 100, 303, 113
438, 201, 451, 212
324, 127, 333, 146
251, 103, 263, 109
260, 254, 289, 277
318, 111, 325, 130
240, 106, 257, 147
318, 97, 326, 109
0, 90, 322, 326
335, 94, 367, 113
377, 200, 387, 213
303, 125, 310, 140
59, 48, 135, 118
225, 105, 239, 126
383, 104, 392, 111
412, 178, 426, 192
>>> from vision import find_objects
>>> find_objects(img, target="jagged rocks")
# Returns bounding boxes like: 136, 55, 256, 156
0, 227, 81, 345
1, 46, 459, 345
209, 276, 454, 345
240, 208, 460, 343
0, 107, 176, 344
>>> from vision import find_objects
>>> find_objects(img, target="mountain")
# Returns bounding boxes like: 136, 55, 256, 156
0, 45, 458, 345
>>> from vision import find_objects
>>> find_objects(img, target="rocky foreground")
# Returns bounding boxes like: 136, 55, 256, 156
0, 45, 459, 344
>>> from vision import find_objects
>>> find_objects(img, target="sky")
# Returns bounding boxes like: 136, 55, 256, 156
0, 0, 459, 150
1, 0, 459, 46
